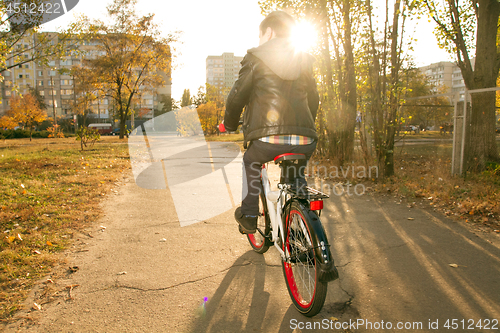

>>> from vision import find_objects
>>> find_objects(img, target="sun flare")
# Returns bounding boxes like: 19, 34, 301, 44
291, 21, 318, 52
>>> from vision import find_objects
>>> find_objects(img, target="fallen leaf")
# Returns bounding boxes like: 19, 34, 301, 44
449, 264, 459, 268
117, 271, 127, 275
159, 238, 167, 242
17, 234, 22, 241
46, 241, 53, 246
407, 217, 414, 220
7, 236, 15, 243
33, 250, 42, 255
33, 302, 42, 311
329, 317, 339, 322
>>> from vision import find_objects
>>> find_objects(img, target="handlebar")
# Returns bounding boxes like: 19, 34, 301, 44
219, 120, 243, 133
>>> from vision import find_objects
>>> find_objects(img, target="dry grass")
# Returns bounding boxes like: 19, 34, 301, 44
0, 136, 130, 320
380, 144, 500, 231
310, 140, 499, 232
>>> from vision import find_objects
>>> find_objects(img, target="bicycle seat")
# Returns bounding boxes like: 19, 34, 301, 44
274, 153, 306, 164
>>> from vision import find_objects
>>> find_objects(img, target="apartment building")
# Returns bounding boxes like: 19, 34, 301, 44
419, 59, 475, 101
206, 53, 243, 93
0, 32, 171, 123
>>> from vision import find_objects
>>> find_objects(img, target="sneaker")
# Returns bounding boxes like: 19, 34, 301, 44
234, 207, 257, 234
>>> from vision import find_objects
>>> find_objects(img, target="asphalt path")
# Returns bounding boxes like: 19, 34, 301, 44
4, 151, 500, 333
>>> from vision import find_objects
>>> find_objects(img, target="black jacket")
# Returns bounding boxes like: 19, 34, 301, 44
224, 38, 319, 145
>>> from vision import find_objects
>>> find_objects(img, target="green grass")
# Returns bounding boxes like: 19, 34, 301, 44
0, 137, 130, 320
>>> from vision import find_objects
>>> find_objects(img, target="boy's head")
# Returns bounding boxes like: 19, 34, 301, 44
259, 11, 295, 45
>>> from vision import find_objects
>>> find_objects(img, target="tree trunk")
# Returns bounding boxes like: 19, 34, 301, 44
465, 0, 500, 171
383, 0, 402, 178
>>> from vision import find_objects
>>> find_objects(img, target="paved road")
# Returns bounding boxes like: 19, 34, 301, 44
4, 164, 500, 332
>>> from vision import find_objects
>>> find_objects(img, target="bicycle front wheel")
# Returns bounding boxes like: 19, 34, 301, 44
282, 201, 327, 317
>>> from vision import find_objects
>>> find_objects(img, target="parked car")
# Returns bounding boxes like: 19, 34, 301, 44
112, 127, 131, 136
88, 123, 113, 135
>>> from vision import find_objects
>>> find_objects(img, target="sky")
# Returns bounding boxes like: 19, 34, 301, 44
40, 0, 453, 101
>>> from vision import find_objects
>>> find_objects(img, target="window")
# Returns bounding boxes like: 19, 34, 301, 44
5, 91, 11, 96
39, 90, 44, 96
38, 70, 43, 76
48, 70, 56, 76
48, 89, 57, 96
38, 80, 43, 86
19, 74, 23, 78
48, 61, 56, 66
47, 80, 53, 86
60, 79, 73, 85
3, 71, 10, 77
25, 74, 30, 79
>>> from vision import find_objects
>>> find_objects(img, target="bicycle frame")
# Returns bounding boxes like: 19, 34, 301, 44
260, 164, 293, 261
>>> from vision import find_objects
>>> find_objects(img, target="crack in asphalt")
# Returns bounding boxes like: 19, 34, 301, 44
336, 261, 352, 268
86, 260, 282, 294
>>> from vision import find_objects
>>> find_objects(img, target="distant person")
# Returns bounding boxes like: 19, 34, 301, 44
223, 11, 319, 234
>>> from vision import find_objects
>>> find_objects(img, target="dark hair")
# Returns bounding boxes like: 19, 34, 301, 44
259, 11, 295, 38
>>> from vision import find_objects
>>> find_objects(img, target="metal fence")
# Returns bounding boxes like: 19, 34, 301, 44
404, 86, 500, 176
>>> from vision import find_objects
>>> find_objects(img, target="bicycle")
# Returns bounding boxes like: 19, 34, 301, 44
219, 123, 338, 316
245, 153, 339, 316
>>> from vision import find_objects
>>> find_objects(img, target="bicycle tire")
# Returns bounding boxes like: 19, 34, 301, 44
282, 200, 327, 317
246, 192, 271, 254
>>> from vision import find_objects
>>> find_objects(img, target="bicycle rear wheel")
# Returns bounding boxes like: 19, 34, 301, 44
282, 201, 327, 317
246, 192, 270, 254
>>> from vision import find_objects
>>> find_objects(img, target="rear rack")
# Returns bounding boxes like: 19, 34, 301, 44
288, 186, 329, 200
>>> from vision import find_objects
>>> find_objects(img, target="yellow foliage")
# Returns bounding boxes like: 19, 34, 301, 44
197, 102, 223, 135
5, 94, 47, 131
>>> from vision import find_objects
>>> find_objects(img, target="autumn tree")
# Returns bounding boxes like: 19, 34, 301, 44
192, 86, 207, 107
181, 89, 192, 107
73, 0, 177, 139
1, 93, 47, 140
402, 72, 453, 129
197, 101, 221, 135
423, 0, 500, 171
157, 94, 178, 114
71, 65, 102, 127
0, 1, 78, 76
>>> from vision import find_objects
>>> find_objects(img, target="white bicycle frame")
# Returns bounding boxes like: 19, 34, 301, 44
261, 164, 314, 262
260, 164, 288, 259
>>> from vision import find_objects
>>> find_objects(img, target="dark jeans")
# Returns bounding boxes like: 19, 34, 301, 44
241, 140, 317, 215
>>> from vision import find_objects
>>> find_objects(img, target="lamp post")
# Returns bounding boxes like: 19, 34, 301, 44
50, 70, 57, 130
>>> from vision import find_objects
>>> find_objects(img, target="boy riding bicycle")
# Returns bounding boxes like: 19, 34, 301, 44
224, 11, 319, 234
